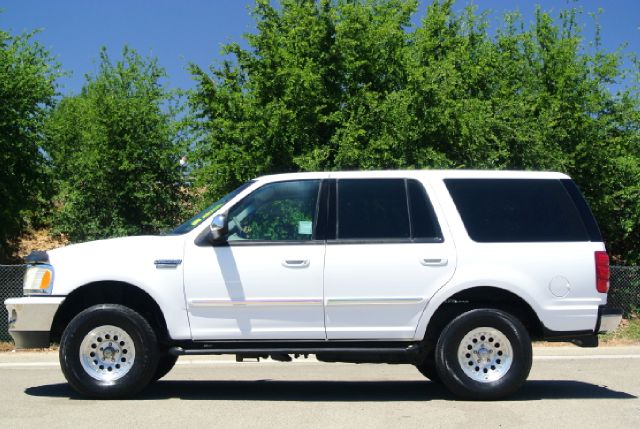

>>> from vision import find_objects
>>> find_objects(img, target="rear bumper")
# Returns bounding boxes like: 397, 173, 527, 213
4, 296, 65, 349
596, 305, 623, 334
542, 305, 623, 347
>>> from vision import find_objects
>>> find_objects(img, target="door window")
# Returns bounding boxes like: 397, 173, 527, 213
337, 179, 410, 240
336, 178, 442, 241
227, 180, 321, 241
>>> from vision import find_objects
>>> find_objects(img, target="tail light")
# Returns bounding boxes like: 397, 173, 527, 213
595, 251, 610, 294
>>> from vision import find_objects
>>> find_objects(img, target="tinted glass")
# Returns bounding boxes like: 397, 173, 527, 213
337, 179, 410, 240
170, 181, 253, 235
560, 179, 603, 241
445, 179, 590, 242
227, 180, 320, 241
408, 179, 443, 241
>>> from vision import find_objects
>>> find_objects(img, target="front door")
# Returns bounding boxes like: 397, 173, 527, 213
183, 179, 326, 340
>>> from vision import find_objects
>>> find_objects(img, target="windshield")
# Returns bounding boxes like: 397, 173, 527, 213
169, 181, 254, 235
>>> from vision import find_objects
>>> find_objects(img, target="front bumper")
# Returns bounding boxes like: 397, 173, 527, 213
596, 305, 623, 334
4, 296, 65, 349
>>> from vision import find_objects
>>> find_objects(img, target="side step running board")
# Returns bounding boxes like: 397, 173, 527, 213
169, 345, 421, 356
169, 345, 422, 364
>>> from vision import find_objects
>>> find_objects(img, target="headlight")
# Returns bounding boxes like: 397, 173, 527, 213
23, 265, 54, 295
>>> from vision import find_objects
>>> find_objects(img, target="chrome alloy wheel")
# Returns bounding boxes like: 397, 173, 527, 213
457, 327, 513, 383
79, 325, 136, 381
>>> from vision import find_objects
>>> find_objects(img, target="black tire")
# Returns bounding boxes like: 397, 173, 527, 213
415, 352, 441, 383
435, 308, 532, 400
153, 352, 178, 381
59, 304, 159, 398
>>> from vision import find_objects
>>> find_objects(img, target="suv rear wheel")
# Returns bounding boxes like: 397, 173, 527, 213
435, 308, 532, 400
59, 304, 159, 398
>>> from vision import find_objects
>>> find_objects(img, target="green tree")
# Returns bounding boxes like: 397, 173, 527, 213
190, 0, 640, 263
0, 27, 58, 261
189, 0, 418, 201
45, 47, 187, 241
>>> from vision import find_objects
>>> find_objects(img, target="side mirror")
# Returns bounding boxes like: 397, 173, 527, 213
194, 213, 228, 246
210, 213, 228, 241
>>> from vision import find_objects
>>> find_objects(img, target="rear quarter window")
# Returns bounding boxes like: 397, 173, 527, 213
444, 178, 595, 242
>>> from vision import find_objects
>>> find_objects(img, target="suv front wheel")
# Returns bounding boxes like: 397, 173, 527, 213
59, 304, 159, 398
435, 308, 532, 400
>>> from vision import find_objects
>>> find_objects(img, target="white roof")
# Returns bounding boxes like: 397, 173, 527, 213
256, 169, 570, 182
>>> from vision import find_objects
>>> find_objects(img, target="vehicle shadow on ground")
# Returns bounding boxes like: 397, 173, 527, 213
25, 379, 636, 401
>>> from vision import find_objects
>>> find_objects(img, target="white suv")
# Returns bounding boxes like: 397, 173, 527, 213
5, 170, 622, 400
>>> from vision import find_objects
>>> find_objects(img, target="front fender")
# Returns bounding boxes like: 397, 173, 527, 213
46, 236, 191, 340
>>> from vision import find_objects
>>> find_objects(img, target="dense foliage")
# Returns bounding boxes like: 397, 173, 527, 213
0, 29, 58, 261
44, 47, 187, 241
189, 0, 640, 263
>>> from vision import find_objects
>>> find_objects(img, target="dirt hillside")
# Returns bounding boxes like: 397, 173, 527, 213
12, 229, 69, 262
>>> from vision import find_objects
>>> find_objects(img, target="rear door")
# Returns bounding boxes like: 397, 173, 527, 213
323, 177, 456, 340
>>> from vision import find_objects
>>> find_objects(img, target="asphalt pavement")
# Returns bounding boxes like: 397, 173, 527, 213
1, 346, 639, 429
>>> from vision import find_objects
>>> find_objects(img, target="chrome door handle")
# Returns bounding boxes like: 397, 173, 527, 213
421, 258, 448, 267
282, 259, 310, 268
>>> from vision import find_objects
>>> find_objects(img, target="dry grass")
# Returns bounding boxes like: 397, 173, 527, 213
0, 342, 58, 352
0, 342, 15, 352
600, 314, 640, 345
13, 229, 68, 261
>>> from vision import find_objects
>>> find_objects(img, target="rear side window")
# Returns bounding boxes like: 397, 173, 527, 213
445, 178, 592, 242
337, 179, 410, 240
336, 178, 443, 241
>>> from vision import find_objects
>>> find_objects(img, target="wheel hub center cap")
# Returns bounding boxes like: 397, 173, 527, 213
103, 346, 116, 360
478, 347, 490, 358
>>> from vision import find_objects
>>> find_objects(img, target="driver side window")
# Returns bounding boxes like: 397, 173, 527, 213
227, 180, 321, 242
